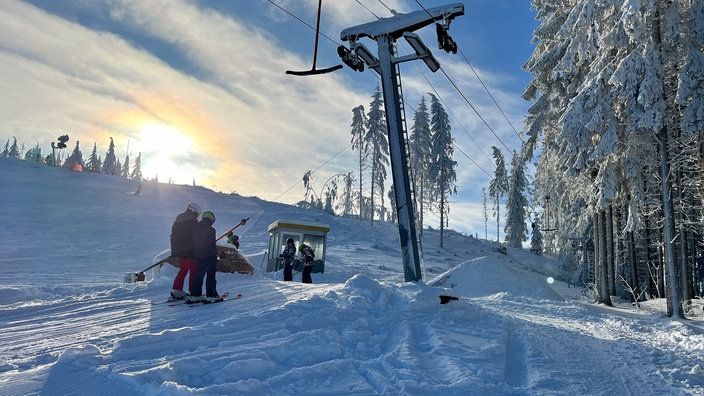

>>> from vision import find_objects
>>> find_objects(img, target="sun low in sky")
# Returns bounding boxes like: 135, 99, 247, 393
136, 124, 195, 184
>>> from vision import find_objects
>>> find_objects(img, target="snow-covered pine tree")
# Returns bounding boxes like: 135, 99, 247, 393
409, 95, 433, 236
654, 0, 691, 317
130, 152, 143, 181
489, 146, 508, 243
675, 0, 704, 139
524, 0, 704, 317
121, 153, 130, 178
522, 0, 573, 162
337, 172, 355, 216
663, 0, 704, 306
523, 0, 585, 257
428, 93, 457, 247
350, 105, 369, 219
86, 143, 101, 173
365, 85, 390, 224
323, 178, 338, 215
63, 141, 83, 170
1, 139, 8, 157
7, 137, 20, 159
24, 144, 42, 163
102, 137, 118, 176
504, 151, 529, 248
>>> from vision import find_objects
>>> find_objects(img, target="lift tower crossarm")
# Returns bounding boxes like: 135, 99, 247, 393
340, 4, 464, 42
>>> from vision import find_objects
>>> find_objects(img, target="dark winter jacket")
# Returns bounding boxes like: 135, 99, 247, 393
193, 218, 217, 259
170, 210, 198, 258
281, 245, 297, 264
300, 244, 315, 265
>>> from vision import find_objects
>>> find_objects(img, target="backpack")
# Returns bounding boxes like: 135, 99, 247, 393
302, 245, 315, 264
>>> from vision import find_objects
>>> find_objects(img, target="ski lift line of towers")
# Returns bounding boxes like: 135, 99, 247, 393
338, 3, 465, 282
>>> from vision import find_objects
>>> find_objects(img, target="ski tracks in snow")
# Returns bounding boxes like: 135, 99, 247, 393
475, 295, 704, 395
2, 275, 703, 395
0, 289, 150, 372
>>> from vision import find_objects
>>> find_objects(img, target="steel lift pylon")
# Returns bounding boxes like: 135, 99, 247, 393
338, 4, 464, 282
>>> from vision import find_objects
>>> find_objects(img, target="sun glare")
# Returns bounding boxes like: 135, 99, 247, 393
138, 124, 195, 183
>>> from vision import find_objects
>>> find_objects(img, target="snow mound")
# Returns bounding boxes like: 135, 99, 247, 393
429, 256, 563, 301
56, 345, 105, 369
342, 273, 386, 298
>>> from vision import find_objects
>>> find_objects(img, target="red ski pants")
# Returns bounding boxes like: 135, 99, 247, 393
172, 257, 198, 291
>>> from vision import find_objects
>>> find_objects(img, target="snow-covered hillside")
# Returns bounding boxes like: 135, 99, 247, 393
0, 157, 702, 395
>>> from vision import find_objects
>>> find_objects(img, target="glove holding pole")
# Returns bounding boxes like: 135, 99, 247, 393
217, 218, 249, 242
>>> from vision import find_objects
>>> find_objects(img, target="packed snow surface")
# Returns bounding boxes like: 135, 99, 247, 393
1, 157, 703, 395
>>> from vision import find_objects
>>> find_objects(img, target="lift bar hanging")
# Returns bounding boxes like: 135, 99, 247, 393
286, 0, 342, 76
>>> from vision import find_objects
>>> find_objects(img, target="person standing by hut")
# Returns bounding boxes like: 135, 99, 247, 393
298, 242, 315, 284
279, 238, 297, 281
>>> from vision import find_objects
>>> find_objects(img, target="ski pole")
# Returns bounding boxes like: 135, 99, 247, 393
125, 257, 171, 283
216, 218, 249, 242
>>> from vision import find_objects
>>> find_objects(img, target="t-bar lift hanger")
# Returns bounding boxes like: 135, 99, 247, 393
286, 0, 342, 76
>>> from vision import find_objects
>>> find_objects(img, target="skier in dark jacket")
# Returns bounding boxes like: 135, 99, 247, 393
189, 211, 221, 303
298, 243, 315, 284
226, 231, 240, 249
279, 238, 297, 281
169, 202, 200, 301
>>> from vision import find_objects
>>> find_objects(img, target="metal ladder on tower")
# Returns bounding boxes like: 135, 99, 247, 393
393, 62, 415, 206
394, 61, 426, 276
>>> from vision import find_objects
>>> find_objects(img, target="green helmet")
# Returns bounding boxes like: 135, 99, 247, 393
201, 211, 215, 223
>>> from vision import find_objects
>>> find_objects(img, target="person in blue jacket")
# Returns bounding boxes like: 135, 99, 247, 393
188, 211, 222, 303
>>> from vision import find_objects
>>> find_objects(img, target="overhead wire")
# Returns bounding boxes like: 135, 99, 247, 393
404, 46, 493, 164
411, 3, 524, 144
412, 0, 522, 152
456, 48, 524, 143
376, 0, 394, 14
265, 0, 341, 46
268, 143, 352, 204
398, 83, 492, 177
356, 0, 381, 19
438, 67, 512, 152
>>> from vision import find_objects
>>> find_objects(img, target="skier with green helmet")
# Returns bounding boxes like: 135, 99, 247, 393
188, 210, 222, 303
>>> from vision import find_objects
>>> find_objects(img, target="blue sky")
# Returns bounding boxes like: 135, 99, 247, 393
1, 0, 538, 237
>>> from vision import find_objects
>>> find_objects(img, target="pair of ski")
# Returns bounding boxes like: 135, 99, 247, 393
152, 292, 241, 306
